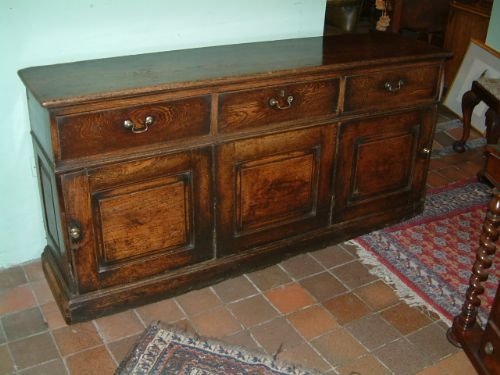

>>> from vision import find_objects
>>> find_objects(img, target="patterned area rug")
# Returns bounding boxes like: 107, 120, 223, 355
116, 322, 318, 375
350, 180, 499, 325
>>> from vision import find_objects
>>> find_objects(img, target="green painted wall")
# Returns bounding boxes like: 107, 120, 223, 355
486, 0, 500, 50
0, 0, 326, 268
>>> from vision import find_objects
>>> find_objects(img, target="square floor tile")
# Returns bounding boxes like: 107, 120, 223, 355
0, 344, 15, 374
265, 283, 315, 314
287, 305, 338, 340
331, 261, 378, 289
40, 301, 67, 330
94, 310, 144, 343
0, 285, 37, 315
228, 295, 278, 328
22, 261, 45, 283
8, 332, 59, 370
374, 338, 429, 375
2, 307, 47, 341
107, 333, 141, 365
246, 265, 291, 292
415, 351, 477, 375
345, 314, 401, 351
310, 245, 355, 269
354, 280, 400, 311
250, 317, 304, 354
135, 298, 185, 326
337, 354, 391, 375
222, 330, 262, 353
18, 359, 68, 375
280, 254, 323, 279
175, 287, 222, 316
277, 342, 332, 373
312, 328, 367, 367
323, 292, 372, 325
52, 321, 103, 357
212, 275, 258, 303
407, 322, 459, 364
0, 266, 27, 292
380, 302, 433, 335
65, 346, 116, 375
189, 306, 241, 339
299, 272, 347, 302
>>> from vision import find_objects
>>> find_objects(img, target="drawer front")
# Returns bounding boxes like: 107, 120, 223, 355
56, 96, 211, 160
218, 79, 339, 133
344, 64, 440, 113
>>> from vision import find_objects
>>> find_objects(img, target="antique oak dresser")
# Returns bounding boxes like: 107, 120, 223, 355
19, 33, 451, 323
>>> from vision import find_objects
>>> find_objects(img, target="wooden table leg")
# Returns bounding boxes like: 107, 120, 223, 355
448, 188, 500, 346
453, 88, 481, 153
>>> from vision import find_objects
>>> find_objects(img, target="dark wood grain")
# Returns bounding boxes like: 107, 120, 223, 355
18, 33, 450, 108
219, 78, 339, 133
344, 64, 441, 113
57, 96, 211, 160
443, 1, 491, 87
216, 126, 336, 255
334, 109, 435, 222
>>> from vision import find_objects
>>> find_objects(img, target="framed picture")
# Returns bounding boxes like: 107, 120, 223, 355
443, 39, 500, 133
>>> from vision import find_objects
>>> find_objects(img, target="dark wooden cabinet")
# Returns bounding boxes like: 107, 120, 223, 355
443, 0, 492, 88
19, 33, 450, 323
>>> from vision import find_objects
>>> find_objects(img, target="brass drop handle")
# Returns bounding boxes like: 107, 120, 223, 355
421, 147, 431, 157
123, 115, 154, 134
69, 222, 82, 242
269, 93, 294, 110
384, 79, 405, 93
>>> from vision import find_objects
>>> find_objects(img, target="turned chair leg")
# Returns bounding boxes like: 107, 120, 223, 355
453, 89, 481, 153
447, 189, 500, 347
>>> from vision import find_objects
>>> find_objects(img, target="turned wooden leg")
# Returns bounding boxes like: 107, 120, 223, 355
453, 89, 481, 153
485, 108, 500, 145
448, 188, 500, 347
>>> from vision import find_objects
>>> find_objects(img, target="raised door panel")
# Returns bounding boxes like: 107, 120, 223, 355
61, 148, 213, 292
334, 109, 435, 223
216, 126, 336, 255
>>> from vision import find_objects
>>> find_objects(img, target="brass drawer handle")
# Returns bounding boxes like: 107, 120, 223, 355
123, 115, 154, 134
269, 94, 294, 110
384, 79, 405, 93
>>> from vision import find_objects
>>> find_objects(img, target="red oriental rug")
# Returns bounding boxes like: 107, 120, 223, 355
349, 180, 499, 325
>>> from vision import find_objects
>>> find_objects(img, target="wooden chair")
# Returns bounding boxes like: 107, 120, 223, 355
453, 77, 500, 153
447, 145, 500, 374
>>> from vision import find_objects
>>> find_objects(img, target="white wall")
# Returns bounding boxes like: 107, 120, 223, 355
0, 0, 327, 267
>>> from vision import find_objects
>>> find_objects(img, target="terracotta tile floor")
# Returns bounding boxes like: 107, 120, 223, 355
0, 108, 487, 374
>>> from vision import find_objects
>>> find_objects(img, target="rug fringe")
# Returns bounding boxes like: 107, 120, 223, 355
345, 240, 452, 326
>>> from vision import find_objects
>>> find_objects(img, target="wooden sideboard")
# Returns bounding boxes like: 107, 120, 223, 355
19, 34, 450, 323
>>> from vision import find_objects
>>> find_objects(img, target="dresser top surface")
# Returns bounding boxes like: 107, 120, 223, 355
19, 33, 450, 108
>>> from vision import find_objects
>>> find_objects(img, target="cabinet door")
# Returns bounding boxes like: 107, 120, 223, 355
216, 126, 336, 255
61, 148, 213, 293
334, 110, 434, 223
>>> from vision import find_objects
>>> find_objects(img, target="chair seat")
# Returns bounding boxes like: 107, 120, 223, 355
478, 77, 500, 102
